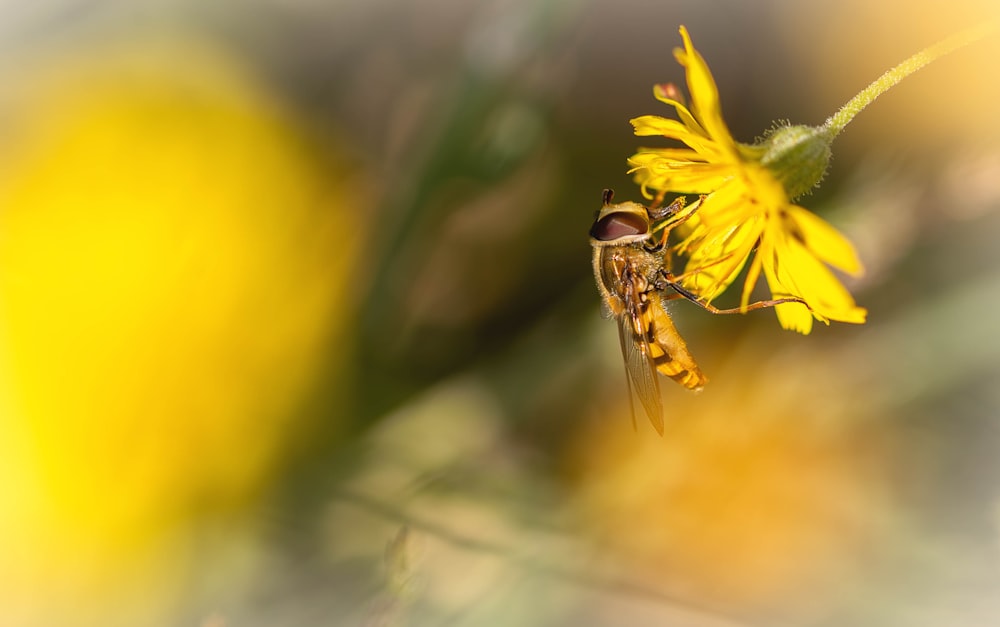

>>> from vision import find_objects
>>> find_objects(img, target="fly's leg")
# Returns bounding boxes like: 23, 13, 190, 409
655, 268, 810, 314
644, 197, 691, 255
648, 189, 667, 211
648, 194, 706, 250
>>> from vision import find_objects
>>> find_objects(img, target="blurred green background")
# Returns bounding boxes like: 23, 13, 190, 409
1, 1, 999, 626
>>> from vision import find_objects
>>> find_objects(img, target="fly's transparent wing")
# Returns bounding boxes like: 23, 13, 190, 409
617, 303, 664, 435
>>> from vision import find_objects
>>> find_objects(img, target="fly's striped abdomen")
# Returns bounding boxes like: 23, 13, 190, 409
644, 293, 707, 390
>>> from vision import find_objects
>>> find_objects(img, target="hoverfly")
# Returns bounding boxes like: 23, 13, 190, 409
590, 189, 807, 434
590, 189, 705, 435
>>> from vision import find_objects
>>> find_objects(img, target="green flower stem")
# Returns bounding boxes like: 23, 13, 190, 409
823, 22, 998, 138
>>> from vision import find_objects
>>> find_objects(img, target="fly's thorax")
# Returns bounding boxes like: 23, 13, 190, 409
593, 243, 661, 310
592, 244, 625, 315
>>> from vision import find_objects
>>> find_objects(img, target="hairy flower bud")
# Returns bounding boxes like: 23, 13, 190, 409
758, 125, 833, 200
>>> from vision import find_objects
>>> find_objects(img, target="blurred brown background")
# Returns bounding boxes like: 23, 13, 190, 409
1, 1, 999, 626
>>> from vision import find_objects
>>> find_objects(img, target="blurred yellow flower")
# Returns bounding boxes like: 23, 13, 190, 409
628, 26, 866, 334
568, 337, 893, 618
0, 39, 362, 625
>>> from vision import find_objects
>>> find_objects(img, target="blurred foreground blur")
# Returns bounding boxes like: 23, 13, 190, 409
0, 27, 359, 627
1, 1, 1000, 626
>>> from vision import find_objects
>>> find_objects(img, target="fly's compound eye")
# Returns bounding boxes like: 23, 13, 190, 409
589, 210, 649, 242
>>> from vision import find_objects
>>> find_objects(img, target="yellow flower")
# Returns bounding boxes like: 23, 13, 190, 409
628, 26, 866, 334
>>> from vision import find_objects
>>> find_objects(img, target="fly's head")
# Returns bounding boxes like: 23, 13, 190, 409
589, 189, 652, 249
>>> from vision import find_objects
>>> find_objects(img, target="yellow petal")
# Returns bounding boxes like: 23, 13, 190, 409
630, 114, 692, 137
627, 147, 704, 163
629, 155, 736, 195
693, 176, 763, 226
630, 116, 722, 156
755, 236, 816, 333
739, 250, 764, 312
761, 226, 867, 327
634, 172, 732, 196
652, 84, 706, 136
785, 205, 864, 275
676, 26, 737, 153
682, 214, 764, 300
774, 301, 815, 334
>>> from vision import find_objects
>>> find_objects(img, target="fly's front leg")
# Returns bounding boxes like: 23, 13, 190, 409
647, 196, 686, 225
648, 194, 705, 232
660, 239, 675, 274
643, 197, 688, 255
647, 189, 667, 211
